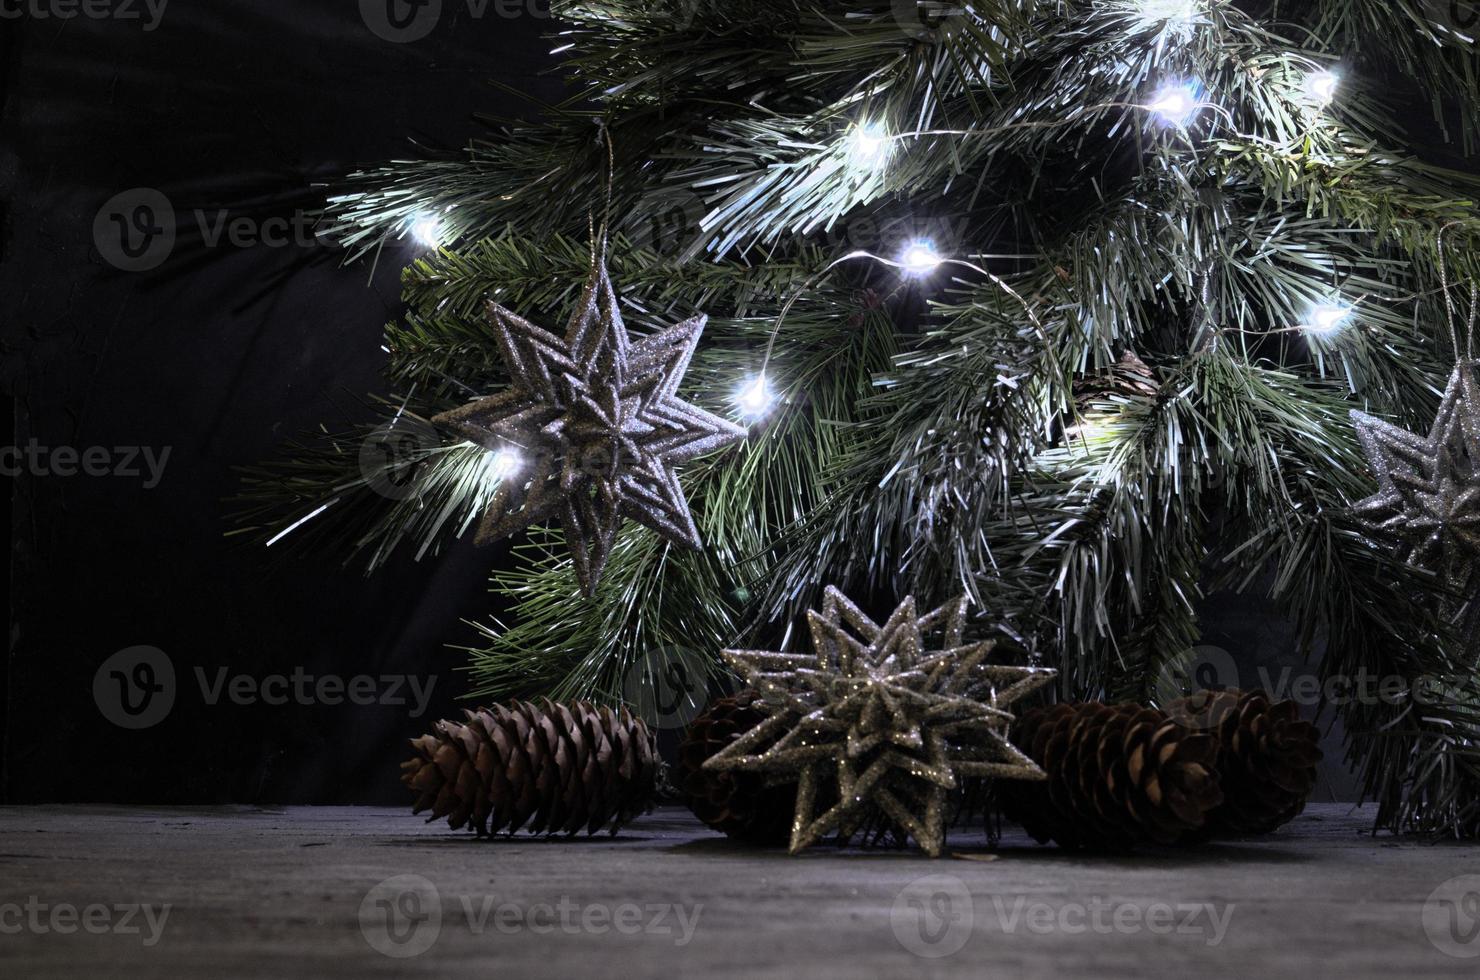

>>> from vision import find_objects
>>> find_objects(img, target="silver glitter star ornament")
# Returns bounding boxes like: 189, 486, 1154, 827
434, 250, 746, 596
1351, 361, 1480, 645
703, 587, 1055, 856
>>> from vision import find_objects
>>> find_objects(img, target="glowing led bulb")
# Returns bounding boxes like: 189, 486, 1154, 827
1306, 71, 1339, 105
735, 375, 775, 418
1305, 301, 1354, 336
411, 214, 445, 249
1138, 0, 1199, 25
488, 447, 522, 480
1148, 82, 1202, 127
848, 123, 890, 168
900, 240, 943, 276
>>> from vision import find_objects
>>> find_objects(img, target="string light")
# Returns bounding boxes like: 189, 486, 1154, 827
1304, 300, 1355, 336
1147, 82, 1203, 127
900, 240, 943, 276
735, 375, 775, 419
1137, 0, 1199, 27
1305, 70, 1340, 105
848, 122, 890, 168
488, 446, 522, 481
411, 214, 445, 249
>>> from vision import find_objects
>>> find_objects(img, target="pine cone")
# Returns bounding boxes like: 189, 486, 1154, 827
1001, 702, 1223, 849
678, 691, 797, 844
1074, 351, 1159, 412
1169, 688, 1322, 836
402, 700, 658, 837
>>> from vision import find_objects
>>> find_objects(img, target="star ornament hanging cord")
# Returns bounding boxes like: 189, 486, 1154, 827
704, 586, 1056, 856
433, 249, 747, 596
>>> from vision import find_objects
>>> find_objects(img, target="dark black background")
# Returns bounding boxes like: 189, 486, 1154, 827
0, 1, 564, 804
0, 1, 1358, 805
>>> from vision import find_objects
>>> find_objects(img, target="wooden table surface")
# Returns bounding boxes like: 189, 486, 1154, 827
1, 804, 1476, 978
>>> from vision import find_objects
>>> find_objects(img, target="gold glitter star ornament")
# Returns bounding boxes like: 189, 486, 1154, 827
703, 587, 1056, 856
433, 249, 746, 596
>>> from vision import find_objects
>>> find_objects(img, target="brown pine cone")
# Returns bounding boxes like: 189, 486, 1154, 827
402, 700, 658, 837
1001, 702, 1223, 850
1074, 351, 1159, 412
1169, 688, 1322, 836
678, 691, 798, 844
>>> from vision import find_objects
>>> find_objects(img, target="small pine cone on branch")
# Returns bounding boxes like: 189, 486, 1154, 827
1168, 688, 1322, 836
678, 690, 798, 844
402, 700, 658, 837
1001, 703, 1223, 850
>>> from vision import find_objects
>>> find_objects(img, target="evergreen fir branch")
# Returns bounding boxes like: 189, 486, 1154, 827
260, 0, 1480, 836
465, 295, 901, 701
231, 413, 501, 571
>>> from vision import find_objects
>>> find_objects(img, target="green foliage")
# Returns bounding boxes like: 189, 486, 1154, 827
240, 0, 1480, 836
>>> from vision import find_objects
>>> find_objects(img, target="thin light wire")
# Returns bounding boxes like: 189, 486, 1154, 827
1437, 221, 1478, 359
759, 249, 1055, 393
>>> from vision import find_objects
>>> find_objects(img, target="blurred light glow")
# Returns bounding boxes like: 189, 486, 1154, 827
489, 447, 522, 480
411, 214, 445, 249
1137, 0, 1199, 26
848, 122, 890, 168
1305, 301, 1354, 336
735, 375, 775, 418
900, 240, 943, 276
1306, 70, 1340, 105
1147, 82, 1202, 126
